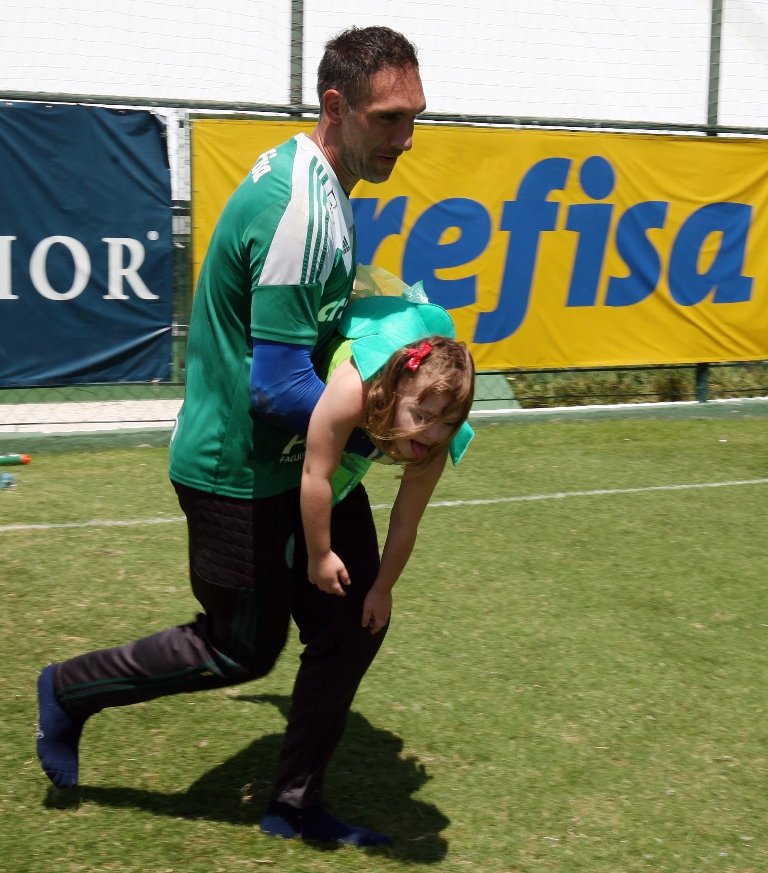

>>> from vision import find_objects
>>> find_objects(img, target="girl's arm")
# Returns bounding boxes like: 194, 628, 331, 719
363, 451, 447, 633
301, 359, 365, 595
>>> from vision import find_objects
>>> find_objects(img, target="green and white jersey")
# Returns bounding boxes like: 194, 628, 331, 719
169, 134, 356, 499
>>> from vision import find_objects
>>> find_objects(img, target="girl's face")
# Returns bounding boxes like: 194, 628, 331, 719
389, 370, 461, 462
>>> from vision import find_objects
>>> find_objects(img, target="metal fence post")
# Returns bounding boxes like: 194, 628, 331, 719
290, 0, 304, 108
708, 0, 722, 128
695, 363, 710, 402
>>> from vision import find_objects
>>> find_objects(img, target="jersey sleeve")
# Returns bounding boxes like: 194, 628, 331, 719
237, 198, 319, 344
250, 281, 323, 345
245, 145, 339, 347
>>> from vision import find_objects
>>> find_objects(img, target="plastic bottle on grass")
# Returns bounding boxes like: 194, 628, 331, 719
0, 453, 31, 465
0, 472, 17, 489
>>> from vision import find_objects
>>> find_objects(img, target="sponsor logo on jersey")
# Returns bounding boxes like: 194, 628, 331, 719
317, 296, 348, 324
280, 433, 305, 463
251, 149, 277, 183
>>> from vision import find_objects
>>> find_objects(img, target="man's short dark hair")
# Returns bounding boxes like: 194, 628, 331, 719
317, 26, 419, 109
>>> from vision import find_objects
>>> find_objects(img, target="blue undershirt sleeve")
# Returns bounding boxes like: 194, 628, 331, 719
251, 339, 323, 435
250, 339, 378, 457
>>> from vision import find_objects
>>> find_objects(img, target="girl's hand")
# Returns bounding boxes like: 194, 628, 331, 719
308, 551, 350, 596
362, 586, 393, 634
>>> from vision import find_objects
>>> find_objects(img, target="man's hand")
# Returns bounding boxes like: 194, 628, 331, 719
308, 550, 350, 596
362, 586, 392, 634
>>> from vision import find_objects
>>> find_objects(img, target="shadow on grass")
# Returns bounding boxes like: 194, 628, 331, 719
68, 693, 449, 864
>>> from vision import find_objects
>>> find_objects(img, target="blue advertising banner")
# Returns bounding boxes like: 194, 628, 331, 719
0, 103, 173, 385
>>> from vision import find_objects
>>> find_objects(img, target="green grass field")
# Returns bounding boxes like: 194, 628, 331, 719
1, 415, 766, 873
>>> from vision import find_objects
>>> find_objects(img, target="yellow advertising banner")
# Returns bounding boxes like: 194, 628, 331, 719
191, 119, 768, 370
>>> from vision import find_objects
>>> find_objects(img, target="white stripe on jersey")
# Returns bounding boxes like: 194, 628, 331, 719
302, 159, 328, 285
260, 135, 350, 288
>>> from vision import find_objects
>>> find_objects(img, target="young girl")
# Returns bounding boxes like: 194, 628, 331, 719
302, 293, 475, 635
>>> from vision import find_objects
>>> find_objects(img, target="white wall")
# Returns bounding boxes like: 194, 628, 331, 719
1, 1, 766, 126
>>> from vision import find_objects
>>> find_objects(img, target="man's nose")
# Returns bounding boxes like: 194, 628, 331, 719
393, 120, 415, 152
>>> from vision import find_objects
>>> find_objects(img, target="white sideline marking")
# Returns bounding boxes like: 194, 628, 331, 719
414, 477, 768, 510
1, 478, 766, 534
0, 516, 185, 533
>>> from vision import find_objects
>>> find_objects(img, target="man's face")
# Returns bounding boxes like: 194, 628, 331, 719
336, 64, 426, 189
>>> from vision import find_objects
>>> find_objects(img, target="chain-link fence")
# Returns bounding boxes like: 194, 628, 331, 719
1, 1, 767, 413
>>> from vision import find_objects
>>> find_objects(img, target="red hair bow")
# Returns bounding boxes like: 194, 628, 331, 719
405, 340, 433, 372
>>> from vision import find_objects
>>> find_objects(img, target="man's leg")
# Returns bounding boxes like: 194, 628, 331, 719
261, 484, 392, 845
37, 484, 295, 789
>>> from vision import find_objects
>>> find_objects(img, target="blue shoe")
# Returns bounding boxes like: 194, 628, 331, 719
259, 801, 301, 839
260, 801, 392, 847
302, 807, 392, 846
36, 665, 85, 789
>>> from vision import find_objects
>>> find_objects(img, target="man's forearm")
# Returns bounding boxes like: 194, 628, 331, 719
250, 339, 324, 433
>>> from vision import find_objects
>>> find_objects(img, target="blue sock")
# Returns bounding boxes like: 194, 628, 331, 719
260, 801, 392, 847
36, 664, 85, 789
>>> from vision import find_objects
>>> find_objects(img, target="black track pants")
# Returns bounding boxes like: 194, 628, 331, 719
54, 482, 386, 808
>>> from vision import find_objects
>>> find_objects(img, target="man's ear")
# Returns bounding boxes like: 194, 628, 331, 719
321, 88, 345, 125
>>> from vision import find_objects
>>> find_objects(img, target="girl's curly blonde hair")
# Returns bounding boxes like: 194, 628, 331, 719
362, 335, 475, 466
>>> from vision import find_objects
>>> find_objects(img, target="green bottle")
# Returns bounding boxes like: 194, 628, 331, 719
0, 453, 31, 465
